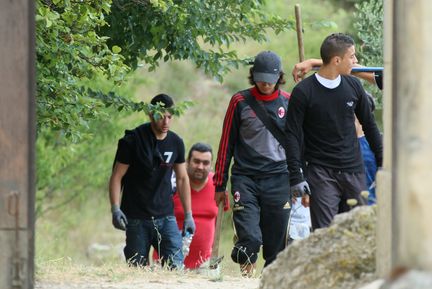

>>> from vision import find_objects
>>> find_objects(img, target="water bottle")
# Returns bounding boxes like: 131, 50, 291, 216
182, 232, 193, 257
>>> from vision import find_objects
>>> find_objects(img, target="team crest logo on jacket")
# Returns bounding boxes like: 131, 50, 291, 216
278, 107, 285, 118
234, 191, 241, 203
233, 191, 244, 211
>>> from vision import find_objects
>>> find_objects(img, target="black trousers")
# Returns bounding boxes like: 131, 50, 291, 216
306, 164, 366, 230
230, 173, 291, 267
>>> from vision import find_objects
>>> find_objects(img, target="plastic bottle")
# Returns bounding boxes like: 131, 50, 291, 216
182, 232, 193, 257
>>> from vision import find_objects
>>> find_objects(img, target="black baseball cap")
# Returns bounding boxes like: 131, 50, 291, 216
252, 51, 282, 84
150, 93, 174, 108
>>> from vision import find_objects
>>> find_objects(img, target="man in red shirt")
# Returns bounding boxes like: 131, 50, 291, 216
155, 143, 229, 269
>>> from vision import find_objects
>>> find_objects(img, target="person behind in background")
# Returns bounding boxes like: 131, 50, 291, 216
108, 93, 195, 268
170, 143, 230, 269
285, 33, 382, 230
154, 143, 229, 268
355, 93, 378, 205
214, 51, 300, 276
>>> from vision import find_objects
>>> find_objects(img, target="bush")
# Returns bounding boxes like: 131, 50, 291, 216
353, 0, 384, 108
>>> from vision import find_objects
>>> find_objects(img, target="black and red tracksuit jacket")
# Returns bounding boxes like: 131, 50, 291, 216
214, 87, 290, 192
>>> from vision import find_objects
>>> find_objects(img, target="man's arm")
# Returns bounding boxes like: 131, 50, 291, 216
109, 161, 129, 230
351, 71, 376, 85
292, 59, 377, 85
285, 87, 312, 205
109, 162, 129, 207
174, 162, 192, 213
285, 87, 307, 185
174, 162, 195, 234
213, 94, 242, 204
292, 58, 322, 82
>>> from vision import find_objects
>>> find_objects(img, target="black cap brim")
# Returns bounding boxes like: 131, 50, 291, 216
253, 72, 279, 84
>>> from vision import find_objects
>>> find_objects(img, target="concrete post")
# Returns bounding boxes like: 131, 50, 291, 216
390, 0, 432, 270
0, 0, 35, 288
376, 0, 394, 277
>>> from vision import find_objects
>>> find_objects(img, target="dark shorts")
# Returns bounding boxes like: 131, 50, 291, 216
306, 164, 366, 230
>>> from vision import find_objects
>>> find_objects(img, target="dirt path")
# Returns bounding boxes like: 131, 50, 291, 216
35, 266, 260, 289
36, 275, 260, 289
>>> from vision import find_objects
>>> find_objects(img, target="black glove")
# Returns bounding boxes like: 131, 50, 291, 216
290, 180, 311, 198
374, 71, 383, 90
111, 204, 128, 231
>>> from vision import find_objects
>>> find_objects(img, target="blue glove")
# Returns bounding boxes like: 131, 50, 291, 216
183, 211, 196, 235
291, 180, 311, 198
111, 204, 128, 231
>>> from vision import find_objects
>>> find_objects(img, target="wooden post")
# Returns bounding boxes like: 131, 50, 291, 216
0, 0, 36, 288
294, 4, 305, 65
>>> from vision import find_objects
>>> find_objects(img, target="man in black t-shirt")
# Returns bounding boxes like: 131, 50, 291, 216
285, 33, 383, 229
109, 94, 195, 268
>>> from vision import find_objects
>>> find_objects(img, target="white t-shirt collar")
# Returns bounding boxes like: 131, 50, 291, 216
315, 73, 341, 89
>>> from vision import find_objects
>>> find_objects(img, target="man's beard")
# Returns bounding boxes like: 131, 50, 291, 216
190, 169, 208, 183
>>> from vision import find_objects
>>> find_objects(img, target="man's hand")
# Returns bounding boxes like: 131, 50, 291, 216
291, 180, 311, 198
291, 191, 310, 208
292, 59, 322, 82
214, 191, 226, 206
223, 191, 230, 210
183, 211, 196, 235
301, 194, 310, 208
111, 204, 128, 231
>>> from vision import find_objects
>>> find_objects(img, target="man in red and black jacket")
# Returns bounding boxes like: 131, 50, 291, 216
214, 51, 300, 276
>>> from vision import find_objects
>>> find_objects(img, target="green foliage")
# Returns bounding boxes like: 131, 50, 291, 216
35, 114, 123, 217
353, 0, 383, 67
89, 88, 193, 118
102, 0, 295, 82
36, 0, 296, 141
353, 0, 383, 106
36, 0, 130, 141
149, 101, 194, 121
